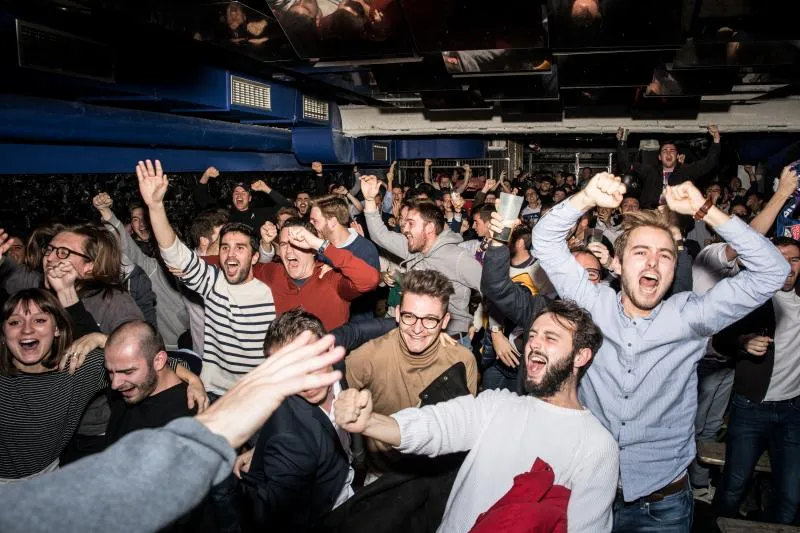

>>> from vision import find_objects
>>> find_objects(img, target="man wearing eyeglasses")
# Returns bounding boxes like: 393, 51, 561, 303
616, 125, 721, 209
344, 269, 477, 473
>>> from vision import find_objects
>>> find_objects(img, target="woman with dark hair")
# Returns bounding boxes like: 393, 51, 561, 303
0, 288, 107, 481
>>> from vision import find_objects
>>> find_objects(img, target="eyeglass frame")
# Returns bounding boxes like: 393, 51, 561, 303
399, 311, 445, 330
43, 245, 92, 262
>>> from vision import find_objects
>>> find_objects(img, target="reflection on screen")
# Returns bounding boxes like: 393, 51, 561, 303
441, 50, 551, 75
267, 0, 412, 59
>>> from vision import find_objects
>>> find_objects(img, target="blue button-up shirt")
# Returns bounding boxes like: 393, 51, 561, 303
533, 201, 789, 500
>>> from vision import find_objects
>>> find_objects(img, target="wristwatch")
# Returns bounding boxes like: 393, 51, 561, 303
490, 325, 503, 334
317, 239, 330, 255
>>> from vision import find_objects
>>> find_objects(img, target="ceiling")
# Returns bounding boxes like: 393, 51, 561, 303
2, 0, 800, 136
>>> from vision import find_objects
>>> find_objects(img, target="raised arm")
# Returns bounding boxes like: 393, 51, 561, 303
194, 166, 220, 208
93, 193, 161, 278
615, 127, 633, 174
679, 125, 721, 180
455, 164, 471, 194
532, 173, 623, 307
250, 179, 293, 208
662, 181, 790, 337
423, 159, 439, 190
361, 175, 411, 259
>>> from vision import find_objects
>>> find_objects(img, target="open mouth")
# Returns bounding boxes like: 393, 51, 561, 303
19, 339, 40, 351
527, 353, 547, 376
225, 260, 240, 275
639, 272, 659, 294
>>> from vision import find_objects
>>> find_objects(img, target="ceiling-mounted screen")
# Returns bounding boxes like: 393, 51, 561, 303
191, 2, 295, 61
441, 49, 551, 76
547, 0, 683, 51
402, 0, 546, 53
266, 0, 413, 59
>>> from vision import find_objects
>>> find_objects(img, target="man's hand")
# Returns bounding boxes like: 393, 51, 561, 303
334, 388, 373, 434
251, 180, 270, 194
194, 332, 344, 448
287, 226, 324, 252
333, 185, 348, 196
482, 178, 498, 193
312, 161, 323, 174
743, 334, 772, 357
186, 378, 210, 414
136, 160, 169, 208
45, 260, 79, 294
587, 241, 612, 269
60, 332, 108, 374
200, 166, 219, 184
463, 164, 472, 176
491, 331, 520, 368
708, 124, 721, 143
664, 182, 707, 216
0, 229, 12, 261
424, 158, 433, 168
359, 175, 382, 202
576, 172, 626, 210
260, 221, 277, 248
776, 165, 799, 199
350, 220, 364, 237
233, 448, 255, 479
92, 192, 114, 217
616, 127, 624, 141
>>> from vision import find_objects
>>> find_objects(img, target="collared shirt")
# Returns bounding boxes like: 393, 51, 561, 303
322, 381, 354, 508
532, 200, 789, 500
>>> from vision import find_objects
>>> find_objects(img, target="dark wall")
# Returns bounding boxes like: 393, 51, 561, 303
0, 170, 353, 240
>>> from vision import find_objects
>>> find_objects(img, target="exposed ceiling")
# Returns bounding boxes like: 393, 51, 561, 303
2, 0, 800, 136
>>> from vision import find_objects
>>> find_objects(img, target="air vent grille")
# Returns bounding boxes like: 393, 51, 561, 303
231, 76, 272, 111
16, 20, 114, 82
302, 96, 329, 122
372, 144, 388, 161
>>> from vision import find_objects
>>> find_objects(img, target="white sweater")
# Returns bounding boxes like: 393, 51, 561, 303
392, 389, 619, 533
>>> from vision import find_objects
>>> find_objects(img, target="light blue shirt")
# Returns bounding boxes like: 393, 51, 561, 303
532, 200, 789, 500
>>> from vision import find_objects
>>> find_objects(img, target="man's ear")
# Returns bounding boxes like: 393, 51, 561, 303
610, 255, 621, 276
440, 312, 451, 331
573, 347, 593, 374
250, 251, 259, 266
153, 350, 168, 371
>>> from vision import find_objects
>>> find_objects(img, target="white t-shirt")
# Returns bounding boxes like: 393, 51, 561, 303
764, 290, 800, 401
393, 389, 619, 533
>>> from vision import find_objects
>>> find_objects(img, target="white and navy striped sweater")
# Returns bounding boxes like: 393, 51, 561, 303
161, 239, 275, 395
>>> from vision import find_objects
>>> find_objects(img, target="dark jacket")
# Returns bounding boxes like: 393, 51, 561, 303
617, 141, 721, 208
242, 394, 351, 533
193, 181, 293, 227
713, 299, 776, 403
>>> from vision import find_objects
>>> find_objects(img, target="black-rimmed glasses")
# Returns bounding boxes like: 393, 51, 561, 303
399, 311, 443, 330
44, 245, 91, 261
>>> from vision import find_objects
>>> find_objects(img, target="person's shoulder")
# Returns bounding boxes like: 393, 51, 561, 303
580, 410, 619, 455
349, 330, 393, 361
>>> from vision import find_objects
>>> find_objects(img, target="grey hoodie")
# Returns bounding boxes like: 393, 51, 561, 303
365, 210, 482, 333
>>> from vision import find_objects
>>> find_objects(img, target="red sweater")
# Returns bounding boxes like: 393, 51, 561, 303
207, 246, 378, 330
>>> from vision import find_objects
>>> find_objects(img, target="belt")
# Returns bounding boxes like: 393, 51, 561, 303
618, 474, 687, 505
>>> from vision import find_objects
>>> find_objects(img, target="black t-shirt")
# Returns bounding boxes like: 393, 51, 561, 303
106, 382, 196, 444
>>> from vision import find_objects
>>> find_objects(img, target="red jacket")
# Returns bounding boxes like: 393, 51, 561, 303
470, 458, 571, 533
208, 246, 378, 331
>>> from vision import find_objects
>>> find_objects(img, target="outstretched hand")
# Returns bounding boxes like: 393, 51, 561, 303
136, 160, 169, 207
580, 172, 626, 209
664, 182, 707, 216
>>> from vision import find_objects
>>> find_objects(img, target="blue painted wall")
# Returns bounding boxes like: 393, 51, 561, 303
392, 139, 487, 160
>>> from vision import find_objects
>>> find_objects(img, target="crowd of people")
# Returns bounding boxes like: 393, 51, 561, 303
1, 124, 800, 533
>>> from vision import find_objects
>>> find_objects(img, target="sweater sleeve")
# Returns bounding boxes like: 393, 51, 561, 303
0, 418, 234, 533
364, 210, 411, 260
322, 246, 379, 301
160, 238, 220, 299
107, 213, 160, 278
481, 245, 546, 331
66, 300, 102, 337
566, 429, 619, 533
391, 390, 503, 457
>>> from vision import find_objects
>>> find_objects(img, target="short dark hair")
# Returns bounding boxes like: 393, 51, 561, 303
281, 217, 320, 237
535, 299, 603, 380
106, 320, 166, 365
772, 236, 800, 251
400, 270, 455, 312
264, 308, 327, 355
190, 209, 229, 249
219, 222, 259, 253
510, 225, 531, 251
0, 289, 73, 377
471, 203, 495, 222
406, 199, 445, 235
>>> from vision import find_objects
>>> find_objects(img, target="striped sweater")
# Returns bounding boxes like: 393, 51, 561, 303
161, 239, 275, 395
0, 349, 107, 479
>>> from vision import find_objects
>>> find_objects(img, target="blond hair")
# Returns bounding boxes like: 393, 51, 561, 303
613, 209, 677, 262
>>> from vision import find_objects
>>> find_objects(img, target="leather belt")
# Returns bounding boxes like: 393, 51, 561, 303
618, 474, 687, 505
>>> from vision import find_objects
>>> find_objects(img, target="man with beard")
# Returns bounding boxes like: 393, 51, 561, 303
105, 321, 195, 444
712, 237, 800, 524
616, 125, 721, 209
194, 166, 293, 227
360, 175, 482, 346
335, 299, 619, 532
138, 160, 276, 398
532, 172, 789, 533
254, 218, 378, 330
294, 191, 312, 218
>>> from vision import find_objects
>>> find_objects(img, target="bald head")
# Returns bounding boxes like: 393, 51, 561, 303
105, 320, 168, 405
